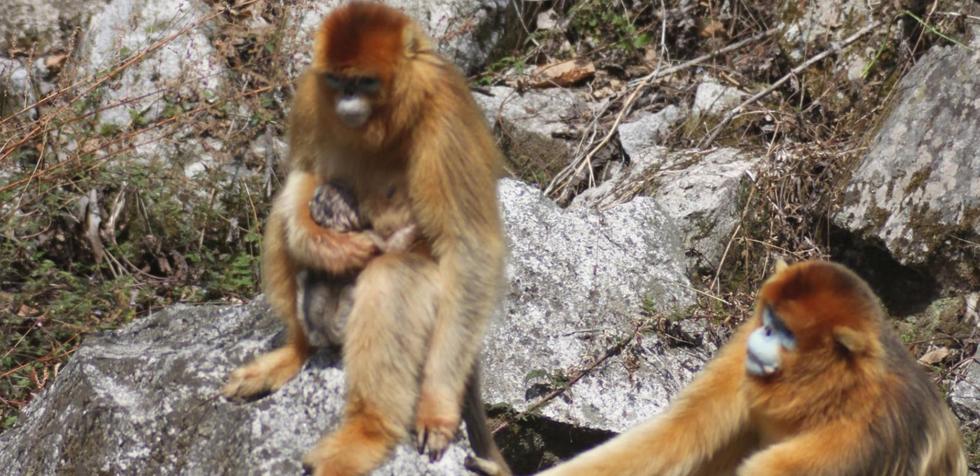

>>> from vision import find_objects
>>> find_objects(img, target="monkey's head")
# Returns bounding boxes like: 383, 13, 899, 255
311, 2, 431, 132
746, 260, 884, 383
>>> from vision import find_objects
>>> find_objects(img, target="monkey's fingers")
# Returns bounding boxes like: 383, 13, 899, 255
463, 454, 502, 476
381, 224, 417, 252
310, 231, 379, 274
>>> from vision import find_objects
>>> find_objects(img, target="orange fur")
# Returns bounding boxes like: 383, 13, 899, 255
539, 260, 966, 476
224, 3, 509, 475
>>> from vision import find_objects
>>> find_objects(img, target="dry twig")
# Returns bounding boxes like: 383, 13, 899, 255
545, 27, 778, 198
699, 20, 885, 148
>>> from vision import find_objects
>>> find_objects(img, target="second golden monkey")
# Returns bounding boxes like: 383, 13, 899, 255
540, 260, 966, 476
223, 3, 509, 476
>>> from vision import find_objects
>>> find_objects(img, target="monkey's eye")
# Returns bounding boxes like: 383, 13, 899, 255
357, 76, 381, 93
763, 306, 796, 349
324, 73, 345, 90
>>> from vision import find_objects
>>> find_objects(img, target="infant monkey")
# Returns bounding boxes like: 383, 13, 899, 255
297, 181, 417, 347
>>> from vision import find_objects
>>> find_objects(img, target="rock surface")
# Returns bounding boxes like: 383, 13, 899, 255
0, 179, 707, 473
692, 77, 746, 117
573, 147, 760, 272
834, 45, 980, 290
617, 105, 685, 158
486, 179, 704, 433
0, 0, 103, 53
951, 351, 980, 423
950, 354, 980, 424
476, 86, 593, 182
79, 0, 225, 129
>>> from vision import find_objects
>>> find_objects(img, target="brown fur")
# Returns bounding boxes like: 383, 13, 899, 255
538, 260, 967, 476
223, 3, 509, 475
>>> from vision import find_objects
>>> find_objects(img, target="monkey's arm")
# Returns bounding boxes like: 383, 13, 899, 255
407, 112, 507, 459
277, 170, 379, 274
735, 423, 863, 476
539, 327, 754, 476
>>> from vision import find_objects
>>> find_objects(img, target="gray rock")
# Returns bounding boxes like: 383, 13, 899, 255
572, 148, 759, 271
781, 1, 872, 63
0, 58, 34, 118
951, 351, 980, 422
0, 302, 473, 475
476, 86, 592, 181
485, 179, 703, 432
692, 77, 746, 117
0, 179, 707, 472
78, 0, 225, 129
617, 105, 686, 159
651, 149, 760, 269
834, 45, 980, 289
0, 1, 103, 53
286, 0, 512, 75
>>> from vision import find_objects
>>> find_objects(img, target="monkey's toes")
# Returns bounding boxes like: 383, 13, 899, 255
222, 367, 272, 399
416, 425, 454, 462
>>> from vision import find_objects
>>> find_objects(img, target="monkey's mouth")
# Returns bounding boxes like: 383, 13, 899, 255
745, 351, 780, 378
336, 96, 371, 128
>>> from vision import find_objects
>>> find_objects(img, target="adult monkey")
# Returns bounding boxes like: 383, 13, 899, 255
222, 3, 508, 475
539, 260, 967, 476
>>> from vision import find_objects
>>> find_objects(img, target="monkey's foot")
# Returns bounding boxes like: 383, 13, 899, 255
464, 454, 503, 476
414, 390, 460, 462
302, 420, 393, 476
222, 346, 306, 398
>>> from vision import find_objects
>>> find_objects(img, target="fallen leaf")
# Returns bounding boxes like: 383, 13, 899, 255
918, 347, 950, 365
44, 53, 68, 72
530, 59, 596, 88
701, 20, 725, 38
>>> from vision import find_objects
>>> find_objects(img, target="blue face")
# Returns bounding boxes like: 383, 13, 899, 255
745, 307, 796, 377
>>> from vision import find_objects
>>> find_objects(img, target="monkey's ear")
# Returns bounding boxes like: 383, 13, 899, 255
774, 259, 789, 273
402, 24, 431, 57
832, 326, 868, 355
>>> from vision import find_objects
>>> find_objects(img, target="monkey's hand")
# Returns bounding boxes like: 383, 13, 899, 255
278, 171, 380, 274
379, 224, 418, 253
290, 226, 380, 275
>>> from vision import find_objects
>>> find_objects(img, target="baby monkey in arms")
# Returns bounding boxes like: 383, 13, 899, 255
540, 260, 966, 476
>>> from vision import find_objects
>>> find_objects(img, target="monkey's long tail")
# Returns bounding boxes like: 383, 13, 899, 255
462, 362, 512, 476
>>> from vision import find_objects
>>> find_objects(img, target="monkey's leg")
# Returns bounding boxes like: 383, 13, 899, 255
461, 362, 511, 476
304, 253, 439, 476
223, 210, 311, 399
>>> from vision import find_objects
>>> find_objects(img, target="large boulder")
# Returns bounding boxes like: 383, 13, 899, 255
78, 0, 225, 130
0, 179, 706, 473
486, 180, 703, 433
834, 45, 980, 291
0, 303, 473, 475
573, 145, 760, 273
475, 86, 594, 185
0, 0, 104, 53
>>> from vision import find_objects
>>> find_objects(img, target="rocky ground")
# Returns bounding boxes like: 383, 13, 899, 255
1, 0, 978, 474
